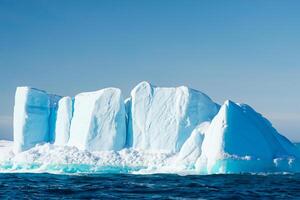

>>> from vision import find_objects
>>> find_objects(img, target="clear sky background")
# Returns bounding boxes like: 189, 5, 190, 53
0, 0, 299, 141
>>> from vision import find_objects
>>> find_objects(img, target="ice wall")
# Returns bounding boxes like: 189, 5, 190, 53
68, 88, 126, 151
127, 81, 219, 152
54, 97, 73, 145
13, 87, 50, 153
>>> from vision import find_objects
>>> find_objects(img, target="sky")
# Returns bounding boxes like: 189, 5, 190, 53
0, 0, 299, 141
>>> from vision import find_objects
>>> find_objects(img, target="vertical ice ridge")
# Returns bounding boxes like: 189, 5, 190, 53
54, 96, 73, 145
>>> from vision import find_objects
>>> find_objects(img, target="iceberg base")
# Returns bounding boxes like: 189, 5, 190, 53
1, 141, 300, 175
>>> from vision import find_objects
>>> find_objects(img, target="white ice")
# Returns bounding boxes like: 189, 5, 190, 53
68, 88, 126, 151
197, 100, 300, 174
54, 97, 73, 145
127, 81, 219, 153
175, 121, 210, 168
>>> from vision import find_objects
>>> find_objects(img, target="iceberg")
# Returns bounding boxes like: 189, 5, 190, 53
13, 87, 50, 153
127, 81, 219, 152
54, 97, 73, 145
68, 88, 126, 151
5, 82, 300, 174
196, 100, 300, 174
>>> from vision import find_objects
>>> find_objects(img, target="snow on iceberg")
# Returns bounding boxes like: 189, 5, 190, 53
0, 141, 172, 174
68, 88, 126, 151
127, 81, 219, 152
13, 87, 51, 153
196, 100, 300, 174
54, 97, 73, 145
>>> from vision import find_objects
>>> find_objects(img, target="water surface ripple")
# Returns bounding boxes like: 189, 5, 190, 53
0, 173, 300, 199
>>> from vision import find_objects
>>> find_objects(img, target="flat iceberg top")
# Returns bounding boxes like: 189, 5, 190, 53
15, 87, 49, 108
75, 87, 121, 98
16, 86, 47, 94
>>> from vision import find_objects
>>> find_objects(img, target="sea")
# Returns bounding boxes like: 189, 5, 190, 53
0, 173, 300, 199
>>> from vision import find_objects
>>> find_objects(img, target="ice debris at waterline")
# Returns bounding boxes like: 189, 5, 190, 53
1, 81, 299, 174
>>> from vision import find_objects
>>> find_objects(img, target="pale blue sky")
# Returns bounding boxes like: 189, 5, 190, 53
0, 0, 299, 141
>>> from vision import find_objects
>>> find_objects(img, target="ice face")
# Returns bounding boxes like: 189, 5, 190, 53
127, 81, 219, 153
237, 103, 300, 157
13, 87, 50, 153
68, 88, 126, 151
124, 97, 132, 147
54, 97, 73, 145
48, 94, 62, 143
197, 100, 300, 174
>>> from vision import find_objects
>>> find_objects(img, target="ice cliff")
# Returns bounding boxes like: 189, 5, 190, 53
4, 82, 299, 174
13, 87, 51, 153
68, 88, 126, 151
127, 81, 219, 152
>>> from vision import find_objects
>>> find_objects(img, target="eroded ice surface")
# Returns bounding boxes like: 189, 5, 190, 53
175, 121, 210, 169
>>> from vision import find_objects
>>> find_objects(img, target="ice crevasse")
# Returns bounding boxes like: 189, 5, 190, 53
2, 81, 299, 174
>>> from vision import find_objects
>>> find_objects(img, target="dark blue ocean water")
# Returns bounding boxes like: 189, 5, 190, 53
0, 173, 300, 199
